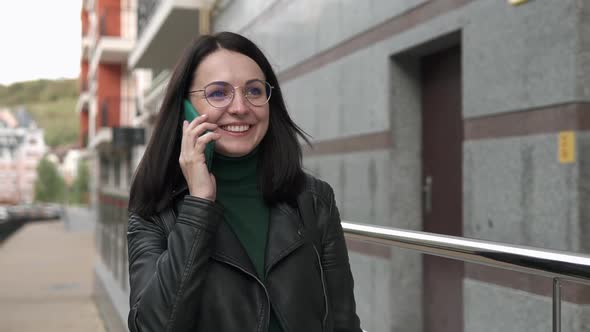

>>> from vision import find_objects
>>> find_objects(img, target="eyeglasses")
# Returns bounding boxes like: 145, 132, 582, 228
189, 79, 274, 108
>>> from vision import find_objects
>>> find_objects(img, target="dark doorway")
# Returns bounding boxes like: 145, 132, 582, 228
421, 45, 464, 332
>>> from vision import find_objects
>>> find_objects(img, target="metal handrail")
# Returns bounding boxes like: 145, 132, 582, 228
342, 221, 590, 332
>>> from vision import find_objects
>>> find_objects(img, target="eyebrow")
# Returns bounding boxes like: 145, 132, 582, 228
205, 78, 265, 86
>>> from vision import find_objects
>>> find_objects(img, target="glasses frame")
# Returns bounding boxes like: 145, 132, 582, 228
189, 79, 275, 109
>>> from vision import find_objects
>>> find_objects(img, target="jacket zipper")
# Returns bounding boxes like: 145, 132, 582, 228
313, 245, 328, 331
212, 257, 271, 332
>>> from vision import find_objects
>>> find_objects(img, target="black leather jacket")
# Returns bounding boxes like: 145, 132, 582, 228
127, 175, 361, 332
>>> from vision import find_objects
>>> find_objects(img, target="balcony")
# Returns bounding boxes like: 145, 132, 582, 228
81, 5, 90, 59
79, 74, 89, 93
128, 0, 207, 71
89, 97, 138, 151
82, 35, 92, 61
83, 0, 94, 12
89, 6, 136, 78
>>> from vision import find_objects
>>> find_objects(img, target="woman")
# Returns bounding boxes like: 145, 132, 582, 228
127, 31, 361, 332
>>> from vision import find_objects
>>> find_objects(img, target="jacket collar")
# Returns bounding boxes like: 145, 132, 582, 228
172, 183, 306, 280
263, 202, 305, 278
210, 201, 305, 280
211, 219, 258, 275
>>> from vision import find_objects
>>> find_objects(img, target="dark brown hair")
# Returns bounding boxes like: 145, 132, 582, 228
129, 32, 310, 218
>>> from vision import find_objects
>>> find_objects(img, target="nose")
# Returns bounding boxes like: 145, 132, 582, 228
227, 89, 249, 115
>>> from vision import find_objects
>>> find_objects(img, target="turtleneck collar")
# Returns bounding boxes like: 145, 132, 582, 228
211, 147, 259, 191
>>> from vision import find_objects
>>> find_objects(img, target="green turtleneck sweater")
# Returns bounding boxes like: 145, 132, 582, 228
211, 150, 282, 332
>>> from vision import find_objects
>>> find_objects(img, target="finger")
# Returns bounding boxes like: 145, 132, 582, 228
194, 132, 222, 152
180, 120, 190, 159
183, 114, 209, 146
188, 123, 218, 143
187, 114, 208, 131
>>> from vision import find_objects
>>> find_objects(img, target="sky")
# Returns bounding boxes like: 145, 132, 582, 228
0, 0, 82, 86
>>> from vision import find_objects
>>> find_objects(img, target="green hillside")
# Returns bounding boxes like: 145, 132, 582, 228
0, 79, 79, 148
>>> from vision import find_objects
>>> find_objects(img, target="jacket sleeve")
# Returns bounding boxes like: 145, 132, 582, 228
320, 186, 362, 332
127, 195, 223, 332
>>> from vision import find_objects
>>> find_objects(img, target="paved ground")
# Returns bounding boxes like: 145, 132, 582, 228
62, 206, 97, 233
0, 216, 106, 332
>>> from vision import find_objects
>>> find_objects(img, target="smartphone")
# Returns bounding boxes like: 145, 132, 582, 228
183, 99, 215, 171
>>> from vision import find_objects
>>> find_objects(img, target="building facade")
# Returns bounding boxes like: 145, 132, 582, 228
78, 2, 146, 329
80, 0, 590, 331
78, 0, 141, 207
0, 108, 47, 204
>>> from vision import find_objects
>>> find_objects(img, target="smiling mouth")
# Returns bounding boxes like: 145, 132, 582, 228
220, 124, 252, 133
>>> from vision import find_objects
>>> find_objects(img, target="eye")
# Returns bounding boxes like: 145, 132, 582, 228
208, 90, 226, 99
205, 85, 231, 100
246, 86, 263, 97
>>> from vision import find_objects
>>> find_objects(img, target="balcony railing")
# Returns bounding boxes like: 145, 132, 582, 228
342, 222, 590, 332
137, 0, 161, 41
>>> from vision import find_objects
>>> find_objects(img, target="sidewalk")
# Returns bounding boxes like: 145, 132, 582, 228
0, 218, 106, 332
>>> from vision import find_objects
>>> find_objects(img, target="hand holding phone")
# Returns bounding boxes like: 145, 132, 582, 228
183, 99, 215, 171
179, 99, 220, 201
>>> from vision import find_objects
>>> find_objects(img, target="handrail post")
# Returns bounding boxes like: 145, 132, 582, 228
553, 278, 561, 332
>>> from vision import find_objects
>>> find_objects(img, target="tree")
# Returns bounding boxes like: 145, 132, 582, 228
34, 157, 66, 203
70, 160, 90, 205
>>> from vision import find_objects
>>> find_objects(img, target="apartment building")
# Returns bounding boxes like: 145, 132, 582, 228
78, 2, 147, 328
78, 0, 143, 203
0, 108, 46, 204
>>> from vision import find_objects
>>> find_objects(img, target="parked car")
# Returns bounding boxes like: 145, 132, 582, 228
40, 204, 62, 220
7, 205, 26, 221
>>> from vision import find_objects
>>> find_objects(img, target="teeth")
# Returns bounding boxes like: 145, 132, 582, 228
222, 125, 250, 133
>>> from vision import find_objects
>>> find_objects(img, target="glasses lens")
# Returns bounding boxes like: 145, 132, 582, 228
204, 82, 233, 108
244, 81, 271, 106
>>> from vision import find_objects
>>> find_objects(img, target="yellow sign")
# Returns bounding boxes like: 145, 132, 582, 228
509, 0, 529, 5
558, 131, 576, 164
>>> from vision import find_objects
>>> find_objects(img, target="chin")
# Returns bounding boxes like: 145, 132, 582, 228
216, 144, 256, 157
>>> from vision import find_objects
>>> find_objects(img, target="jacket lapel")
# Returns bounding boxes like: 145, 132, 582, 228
173, 190, 306, 280
172, 188, 258, 277
264, 202, 305, 278
211, 220, 258, 277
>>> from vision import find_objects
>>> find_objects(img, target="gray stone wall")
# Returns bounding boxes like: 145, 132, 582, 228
212, 0, 590, 331
577, 0, 590, 99
463, 135, 580, 252
463, 0, 581, 118
213, 0, 428, 70
576, 132, 590, 254
464, 279, 590, 332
